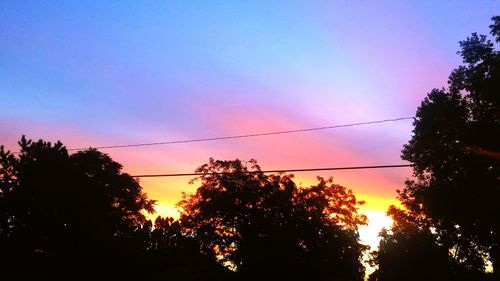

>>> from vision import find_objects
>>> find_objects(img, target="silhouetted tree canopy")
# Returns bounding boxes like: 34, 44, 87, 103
0, 138, 371, 280
136, 216, 234, 280
178, 158, 367, 281
0, 136, 155, 278
369, 206, 454, 281
382, 16, 500, 278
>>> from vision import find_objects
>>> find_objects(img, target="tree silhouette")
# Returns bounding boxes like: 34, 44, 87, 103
0, 136, 155, 278
0, 139, 371, 279
138, 216, 234, 280
393, 16, 500, 277
369, 206, 453, 281
178, 158, 367, 280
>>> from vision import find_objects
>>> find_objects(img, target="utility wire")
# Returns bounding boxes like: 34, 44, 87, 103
63, 117, 414, 152
131, 164, 413, 178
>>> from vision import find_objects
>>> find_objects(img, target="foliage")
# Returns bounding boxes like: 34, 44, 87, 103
396, 15, 500, 276
0, 136, 155, 278
369, 206, 453, 281
178, 158, 367, 280
136, 216, 235, 280
0, 138, 371, 279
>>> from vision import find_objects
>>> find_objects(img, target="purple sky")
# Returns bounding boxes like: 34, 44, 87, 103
1, 2, 499, 246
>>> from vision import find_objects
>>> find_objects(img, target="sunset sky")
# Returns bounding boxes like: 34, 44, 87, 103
1, 1, 498, 250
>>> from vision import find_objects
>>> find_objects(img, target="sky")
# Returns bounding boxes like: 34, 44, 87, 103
1, 1, 499, 252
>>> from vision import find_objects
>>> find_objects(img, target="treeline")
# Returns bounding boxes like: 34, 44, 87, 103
0, 140, 367, 280
0, 16, 499, 281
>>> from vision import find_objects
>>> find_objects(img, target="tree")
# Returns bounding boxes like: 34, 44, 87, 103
0, 136, 155, 278
178, 158, 367, 280
399, 16, 500, 276
369, 206, 453, 281
138, 216, 235, 280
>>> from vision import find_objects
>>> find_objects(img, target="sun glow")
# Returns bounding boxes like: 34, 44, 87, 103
146, 203, 180, 221
359, 211, 393, 250
358, 210, 394, 279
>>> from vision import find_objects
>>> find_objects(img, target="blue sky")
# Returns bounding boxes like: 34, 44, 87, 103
1, 1, 499, 250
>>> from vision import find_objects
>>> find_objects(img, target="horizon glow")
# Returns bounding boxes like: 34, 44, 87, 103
1, 1, 499, 259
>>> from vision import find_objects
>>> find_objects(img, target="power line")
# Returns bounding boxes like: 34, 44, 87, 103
131, 164, 413, 178
64, 117, 414, 152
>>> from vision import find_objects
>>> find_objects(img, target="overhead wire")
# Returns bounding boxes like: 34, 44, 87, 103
7, 116, 416, 178
62, 116, 414, 152
131, 164, 413, 177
